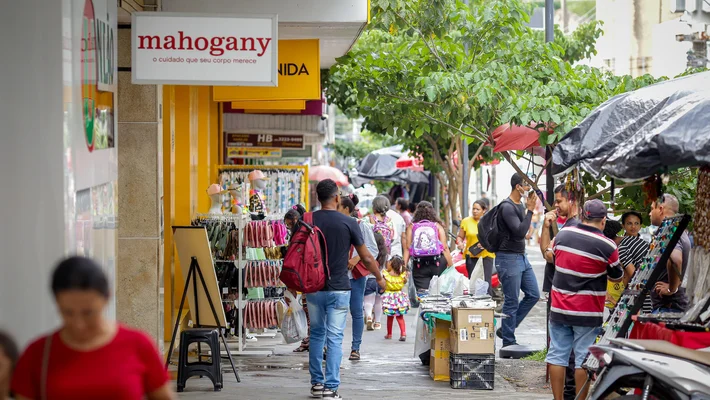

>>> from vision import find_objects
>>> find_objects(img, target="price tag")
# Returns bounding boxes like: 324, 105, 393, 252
468, 315, 482, 324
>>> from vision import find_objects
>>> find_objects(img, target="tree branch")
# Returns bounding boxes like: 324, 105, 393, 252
536, 156, 553, 185
420, 112, 487, 142
587, 182, 642, 200
412, 27, 448, 70
469, 142, 487, 170
423, 134, 452, 177
501, 151, 557, 234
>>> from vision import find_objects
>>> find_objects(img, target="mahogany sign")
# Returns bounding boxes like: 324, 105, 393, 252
131, 12, 278, 86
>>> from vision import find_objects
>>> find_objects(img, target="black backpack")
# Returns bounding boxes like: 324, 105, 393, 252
477, 198, 517, 253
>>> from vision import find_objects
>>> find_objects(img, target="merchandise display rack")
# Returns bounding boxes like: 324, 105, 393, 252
216, 165, 309, 212
583, 214, 691, 370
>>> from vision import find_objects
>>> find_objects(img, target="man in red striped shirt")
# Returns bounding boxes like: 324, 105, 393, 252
546, 199, 624, 400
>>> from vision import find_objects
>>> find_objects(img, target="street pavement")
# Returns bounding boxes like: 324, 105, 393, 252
175, 245, 551, 400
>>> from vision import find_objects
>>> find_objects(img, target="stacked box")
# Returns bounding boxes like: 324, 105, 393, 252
449, 307, 495, 354
429, 318, 451, 382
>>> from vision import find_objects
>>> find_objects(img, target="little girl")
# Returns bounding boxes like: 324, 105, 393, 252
382, 256, 410, 341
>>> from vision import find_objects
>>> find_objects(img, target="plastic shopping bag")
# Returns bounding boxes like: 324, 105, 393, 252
282, 291, 308, 344
474, 278, 490, 296
438, 267, 465, 295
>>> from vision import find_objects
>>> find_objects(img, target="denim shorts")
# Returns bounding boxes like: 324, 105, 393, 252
545, 321, 600, 368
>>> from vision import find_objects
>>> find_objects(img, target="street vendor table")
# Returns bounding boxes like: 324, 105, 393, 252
630, 320, 710, 349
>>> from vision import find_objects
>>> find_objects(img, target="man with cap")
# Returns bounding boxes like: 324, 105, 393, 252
545, 199, 625, 400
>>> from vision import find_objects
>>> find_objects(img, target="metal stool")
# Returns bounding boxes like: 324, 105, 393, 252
177, 328, 222, 392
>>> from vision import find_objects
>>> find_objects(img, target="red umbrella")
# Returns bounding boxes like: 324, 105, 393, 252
491, 123, 542, 154
309, 165, 349, 186
395, 153, 425, 172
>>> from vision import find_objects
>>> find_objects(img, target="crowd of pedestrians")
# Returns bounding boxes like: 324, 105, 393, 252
0, 173, 693, 400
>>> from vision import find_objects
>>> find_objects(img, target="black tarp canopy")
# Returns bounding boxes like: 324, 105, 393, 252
350, 145, 430, 187
552, 71, 710, 181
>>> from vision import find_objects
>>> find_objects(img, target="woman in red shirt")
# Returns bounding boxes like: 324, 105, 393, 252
11, 256, 174, 400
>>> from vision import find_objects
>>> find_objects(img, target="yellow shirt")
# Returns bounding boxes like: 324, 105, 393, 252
460, 217, 494, 259
383, 270, 406, 292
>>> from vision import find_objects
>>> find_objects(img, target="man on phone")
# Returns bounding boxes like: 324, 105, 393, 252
494, 173, 540, 348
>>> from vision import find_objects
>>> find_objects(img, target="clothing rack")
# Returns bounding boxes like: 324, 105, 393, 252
190, 213, 273, 356
216, 165, 309, 214
583, 214, 691, 371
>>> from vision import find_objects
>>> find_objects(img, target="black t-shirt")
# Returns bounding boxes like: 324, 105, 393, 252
650, 231, 691, 311
312, 210, 364, 291
497, 199, 533, 254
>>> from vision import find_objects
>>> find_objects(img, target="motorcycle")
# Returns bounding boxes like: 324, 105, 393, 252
585, 338, 710, 400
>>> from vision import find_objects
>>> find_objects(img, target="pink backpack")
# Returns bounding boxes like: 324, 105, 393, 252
409, 220, 444, 258
370, 214, 394, 252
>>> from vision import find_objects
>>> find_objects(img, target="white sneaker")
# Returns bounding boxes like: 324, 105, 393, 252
322, 389, 342, 399
244, 334, 258, 343
311, 384, 325, 398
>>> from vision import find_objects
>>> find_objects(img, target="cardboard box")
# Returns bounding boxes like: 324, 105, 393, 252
429, 319, 451, 381
450, 307, 495, 354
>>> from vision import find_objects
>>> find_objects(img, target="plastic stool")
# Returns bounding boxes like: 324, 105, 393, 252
177, 328, 223, 392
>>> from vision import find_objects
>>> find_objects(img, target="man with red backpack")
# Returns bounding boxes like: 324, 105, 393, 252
306, 179, 384, 399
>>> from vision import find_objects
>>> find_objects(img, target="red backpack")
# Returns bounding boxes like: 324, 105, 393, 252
280, 212, 329, 293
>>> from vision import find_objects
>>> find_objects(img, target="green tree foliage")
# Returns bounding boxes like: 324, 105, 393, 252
327, 0, 700, 225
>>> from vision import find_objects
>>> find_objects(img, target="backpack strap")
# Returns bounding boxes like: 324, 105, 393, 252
317, 228, 330, 278
303, 212, 313, 226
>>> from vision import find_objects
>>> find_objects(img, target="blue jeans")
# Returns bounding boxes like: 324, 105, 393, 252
495, 252, 540, 347
350, 277, 367, 351
306, 291, 351, 390
546, 322, 600, 368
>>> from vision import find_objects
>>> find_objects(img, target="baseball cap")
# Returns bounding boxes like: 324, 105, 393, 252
583, 199, 607, 219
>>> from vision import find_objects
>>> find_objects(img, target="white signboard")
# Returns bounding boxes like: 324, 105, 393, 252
131, 12, 278, 86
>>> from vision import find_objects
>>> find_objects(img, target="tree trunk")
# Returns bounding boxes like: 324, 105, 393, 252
687, 166, 710, 305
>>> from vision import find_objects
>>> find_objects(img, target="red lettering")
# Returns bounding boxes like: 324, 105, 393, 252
240, 37, 255, 51
138, 35, 161, 49
226, 37, 239, 51
134, 32, 272, 57
164, 35, 176, 50
178, 31, 193, 50
256, 38, 271, 57
210, 37, 225, 56
194, 37, 208, 51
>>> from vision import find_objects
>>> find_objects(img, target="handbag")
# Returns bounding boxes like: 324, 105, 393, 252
468, 242, 484, 257
40, 334, 52, 400
350, 245, 370, 279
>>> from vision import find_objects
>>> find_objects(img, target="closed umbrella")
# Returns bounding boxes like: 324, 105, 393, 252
309, 165, 349, 186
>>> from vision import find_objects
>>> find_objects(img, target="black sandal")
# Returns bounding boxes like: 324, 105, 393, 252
293, 338, 310, 353
293, 343, 309, 353
349, 350, 360, 361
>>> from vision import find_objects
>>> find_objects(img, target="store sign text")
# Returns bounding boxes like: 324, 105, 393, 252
278, 63, 309, 76
95, 16, 115, 90
132, 13, 278, 86
137, 32, 272, 57
225, 133, 304, 149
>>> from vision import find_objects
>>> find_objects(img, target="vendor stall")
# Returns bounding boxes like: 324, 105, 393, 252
551, 71, 710, 373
